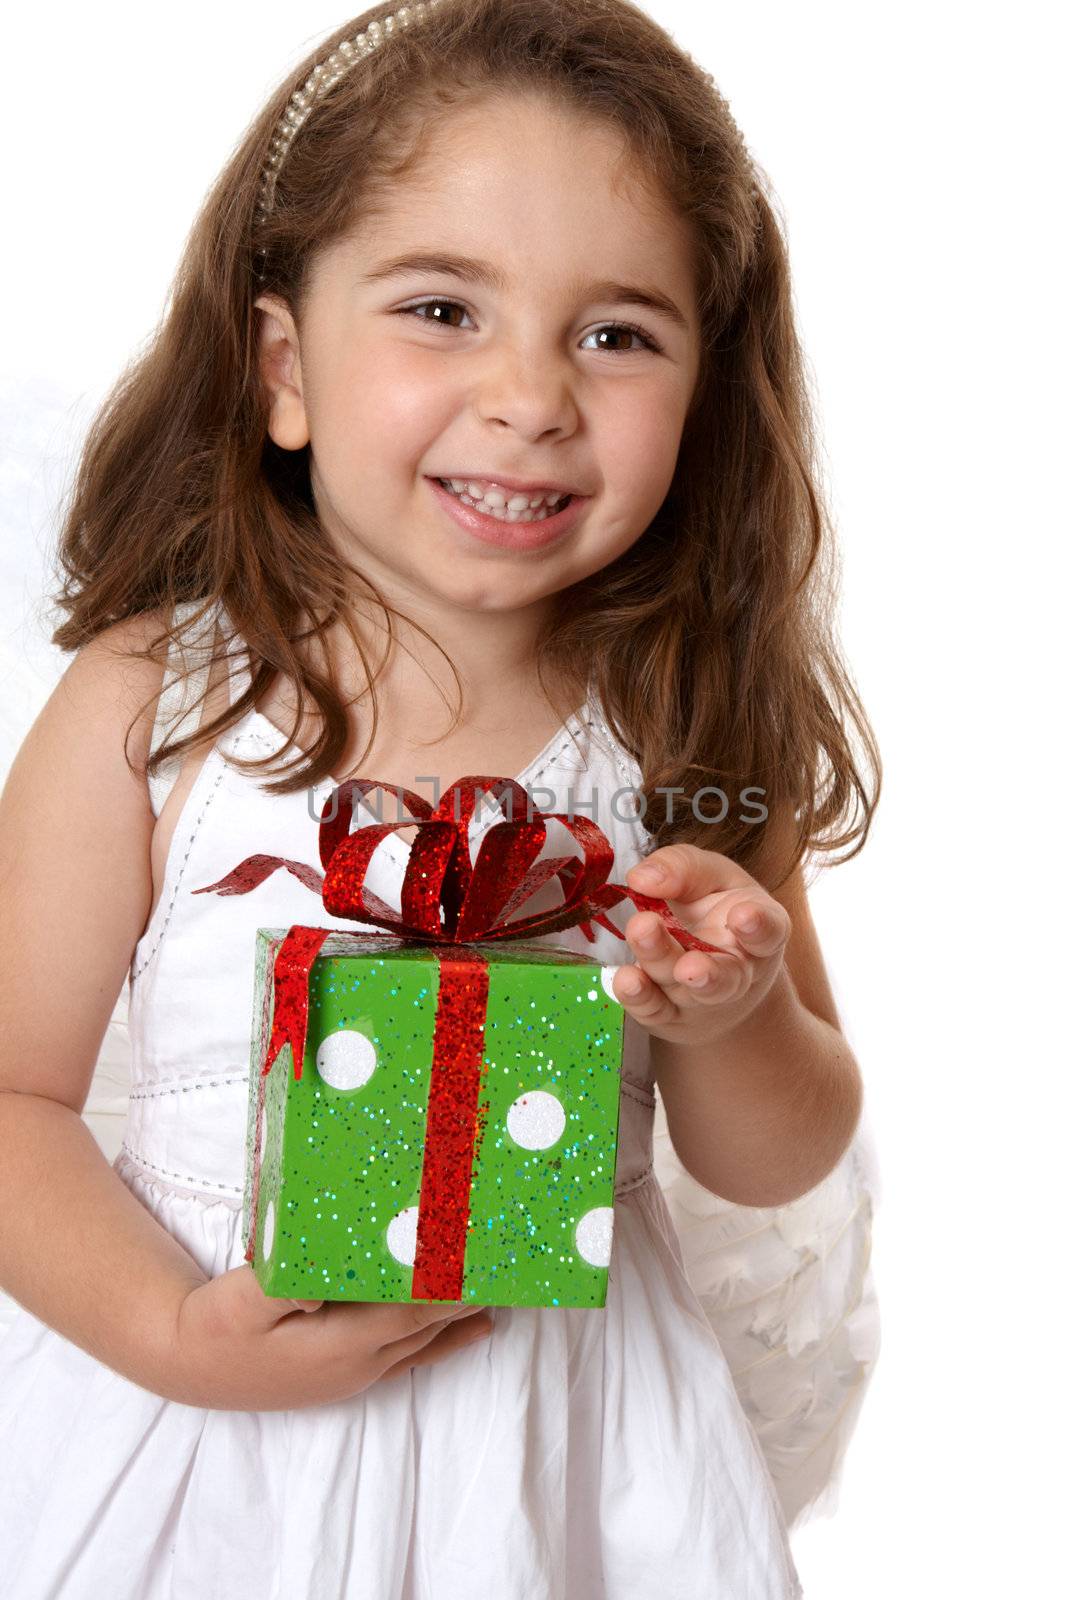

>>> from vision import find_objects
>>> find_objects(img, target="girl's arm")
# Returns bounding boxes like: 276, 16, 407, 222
0, 619, 490, 1406
0, 625, 202, 1379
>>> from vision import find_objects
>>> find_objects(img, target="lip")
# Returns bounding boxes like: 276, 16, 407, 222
425, 476, 589, 551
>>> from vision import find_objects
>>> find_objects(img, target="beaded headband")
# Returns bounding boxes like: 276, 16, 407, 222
254, 0, 760, 255
256, 1, 446, 230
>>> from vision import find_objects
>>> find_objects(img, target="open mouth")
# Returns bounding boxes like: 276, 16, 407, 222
435, 478, 575, 524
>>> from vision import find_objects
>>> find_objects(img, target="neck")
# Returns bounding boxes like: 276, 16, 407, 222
309, 590, 584, 737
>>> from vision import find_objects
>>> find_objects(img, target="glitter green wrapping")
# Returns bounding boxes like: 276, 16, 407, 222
243, 931, 625, 1307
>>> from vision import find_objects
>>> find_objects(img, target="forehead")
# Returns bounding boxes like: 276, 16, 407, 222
338, 90, 695, 297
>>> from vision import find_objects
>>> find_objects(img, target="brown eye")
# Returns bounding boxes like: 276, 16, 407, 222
400, 299, 472, 329
581, 322, 660, 355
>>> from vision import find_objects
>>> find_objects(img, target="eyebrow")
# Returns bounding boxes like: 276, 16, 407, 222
361, 250, 691, 333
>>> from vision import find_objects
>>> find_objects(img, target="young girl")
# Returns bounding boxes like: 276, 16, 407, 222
0, 1, 882, 1594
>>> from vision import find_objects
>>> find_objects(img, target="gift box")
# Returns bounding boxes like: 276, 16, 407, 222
195, 772, 722, 1309
243, 929, 625, 1307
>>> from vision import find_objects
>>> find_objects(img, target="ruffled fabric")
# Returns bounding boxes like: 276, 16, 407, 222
0, 989, 879, 1549
653, 1101, 881, 1530
0, 1152, 801, 1600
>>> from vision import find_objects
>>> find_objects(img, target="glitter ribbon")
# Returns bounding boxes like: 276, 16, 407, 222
194, 774, 726, 1299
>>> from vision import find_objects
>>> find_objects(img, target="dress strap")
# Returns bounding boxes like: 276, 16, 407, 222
214, 598, 254, 708
145, 600, 222, 819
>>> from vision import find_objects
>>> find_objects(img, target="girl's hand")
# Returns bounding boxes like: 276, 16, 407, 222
168, 1266, 493, 1410
615, 843, 792, 1048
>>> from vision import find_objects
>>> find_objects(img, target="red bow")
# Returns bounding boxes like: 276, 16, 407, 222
194, 774, 725, 1083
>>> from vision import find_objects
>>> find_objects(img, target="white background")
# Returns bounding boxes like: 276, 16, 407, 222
2, 3, 1063, 1594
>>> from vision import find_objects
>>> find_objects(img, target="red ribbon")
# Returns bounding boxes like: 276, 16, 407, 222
194, 775, 726, 1299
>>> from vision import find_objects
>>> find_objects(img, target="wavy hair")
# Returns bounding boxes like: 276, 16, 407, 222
50, 0, 881, 889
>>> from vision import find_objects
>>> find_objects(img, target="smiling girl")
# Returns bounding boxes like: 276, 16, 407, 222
0, 2, 880, 1595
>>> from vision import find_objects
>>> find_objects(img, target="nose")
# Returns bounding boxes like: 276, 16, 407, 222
473, 342, 579, 443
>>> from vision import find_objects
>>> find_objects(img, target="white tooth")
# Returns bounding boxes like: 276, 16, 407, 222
527, 494, 545, 509
482, 488, 507, 508
460, 493, 477, 506
545, 490, 563, 505
505, 494, 530, 512
465, 481, 484, 499
474, 497, 545, 523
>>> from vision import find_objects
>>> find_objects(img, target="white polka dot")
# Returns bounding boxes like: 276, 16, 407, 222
386, 1205, 420, 1266
262, 1201, 276, 1261
575, 1206, 614, 1268
599, 965, 622, 1004
317, 1028, 378, 1090
506, 1090, 566, 1150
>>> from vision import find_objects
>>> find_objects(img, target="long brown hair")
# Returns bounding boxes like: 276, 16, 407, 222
50, 0, 881, 890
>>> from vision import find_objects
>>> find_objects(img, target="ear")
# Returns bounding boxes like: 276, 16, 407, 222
254, 293, 310, 451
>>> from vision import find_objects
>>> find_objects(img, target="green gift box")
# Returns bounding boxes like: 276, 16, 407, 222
243, 930, 625, 1307
193, 773, 720, 1310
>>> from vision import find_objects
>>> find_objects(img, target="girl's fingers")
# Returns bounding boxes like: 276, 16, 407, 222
614, 937, 750, 1019
726, 898, 791, 956
622, 910, 738, 997
226, 1266, 322, 1332
377, 1312, 494, 1382
610, 961, 677, 1027
628, 842, 752, 905
364, 1297, 487, 1352
622, 909, 690, 989
264, 1294, 480, 1365
235, 1267, 484, 1350
675, 949, 749, 1004
622, 894, 783, 1003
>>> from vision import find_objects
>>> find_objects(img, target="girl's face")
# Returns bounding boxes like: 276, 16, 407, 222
257, 92, 701, 620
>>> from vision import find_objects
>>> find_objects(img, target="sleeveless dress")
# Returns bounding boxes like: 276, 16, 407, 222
0, 599, 845, 1599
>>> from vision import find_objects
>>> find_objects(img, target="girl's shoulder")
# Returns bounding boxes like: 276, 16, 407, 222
20, 607, 174, 791
61, 603, 228, 801
88, 601, 173, 709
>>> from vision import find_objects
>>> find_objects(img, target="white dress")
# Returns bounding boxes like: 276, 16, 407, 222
0, 600, 879, 1599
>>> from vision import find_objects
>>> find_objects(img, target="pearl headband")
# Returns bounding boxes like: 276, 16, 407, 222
254, 0, 759, 247
256, 0, 446, 228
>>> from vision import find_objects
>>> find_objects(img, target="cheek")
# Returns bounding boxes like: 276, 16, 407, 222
308, 344, 458, 474
356, 344, 459, 459
600, 390, 686, 508
376, 352, 457, 442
